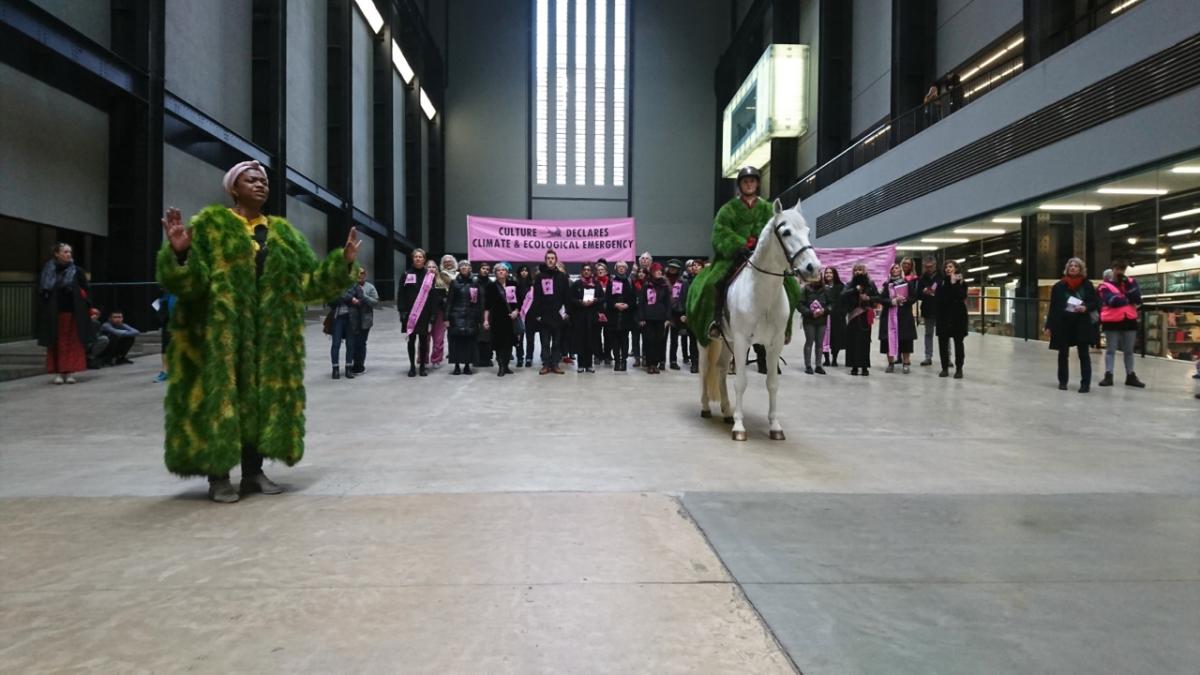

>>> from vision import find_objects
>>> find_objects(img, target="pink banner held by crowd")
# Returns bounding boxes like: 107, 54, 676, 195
814, 244, 898, 284
467, 215, 637, 263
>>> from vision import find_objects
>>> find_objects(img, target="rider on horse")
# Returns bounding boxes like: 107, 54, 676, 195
687, 166, 801, 346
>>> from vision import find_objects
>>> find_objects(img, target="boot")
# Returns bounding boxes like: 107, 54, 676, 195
633, 357, 642, 367
208, 477, 239, 503
1079, 382, 1090, 393
953, 368, 963, 379
241, 472, 283, 495
463, 365, 474, 375
939, 368, 950, 377
885, 363, 895, 373
670, 362, 680, 370
850, 368, 859, 376
332, 366, 340, 380
814, 366, 826, 375
408, 356, 417, 377
861, 368, 870, 376
1125, 373, 1145, 388
920, 359, 933, 366
804, 366, 814, 375
690, 361, 699, 374
823, 353, 831, 366
1098, 372, 1113, 387
419, 365, 428, 377
452, 364, 462, 375
344, 365, 355, 379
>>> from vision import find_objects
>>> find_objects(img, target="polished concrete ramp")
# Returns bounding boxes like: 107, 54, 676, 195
681, 493, 1200, 674
1, 318, 1196, 672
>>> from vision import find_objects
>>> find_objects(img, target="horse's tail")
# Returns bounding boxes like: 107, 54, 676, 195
702, 341, 724, 403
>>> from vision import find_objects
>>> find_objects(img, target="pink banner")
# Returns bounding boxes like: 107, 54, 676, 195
814, 244, 898, 285
468, 215, 637, 263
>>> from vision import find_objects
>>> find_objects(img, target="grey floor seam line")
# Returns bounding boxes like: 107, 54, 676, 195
0, 581, 743, 593
738, 578, 1200, 586
673, 493, 805, 675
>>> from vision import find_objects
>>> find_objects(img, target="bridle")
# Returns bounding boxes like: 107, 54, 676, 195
745, 215, 814, 278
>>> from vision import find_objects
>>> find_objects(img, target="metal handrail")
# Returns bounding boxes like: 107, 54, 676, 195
779, 55, 1024, 205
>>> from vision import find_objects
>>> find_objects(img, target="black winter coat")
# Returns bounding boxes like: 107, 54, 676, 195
916, 272, 942, 319
445, 274, 483, 337
934, 278, 969, 338
485, 279, 519, 349
826, 281, 847, 350
638, 278, 671, 322
397, 266, 435, 332
37, 262, 92, 349
570, 278, 606, 325
1046, 279, 1099, 349
532, 265, 570, 328
877, 278, 918, 342
604, 274, 637, 330
797, 283, 832, 325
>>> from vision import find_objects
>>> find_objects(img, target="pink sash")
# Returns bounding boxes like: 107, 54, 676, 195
520, 284, 535, 320
469, 287, 479, 304
406, 272, 434, 333
647, 288, 657, 305
886, 282, 907, 358
822, 315, 831, 353
611, 280, 623, 295
504, 285, 517, 304
672, 282, 682, 299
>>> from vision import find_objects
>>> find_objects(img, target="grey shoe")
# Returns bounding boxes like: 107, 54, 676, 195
902, 364, 911, 374
885, 364, 895, 373
208, 478, 240, 503
241, 472, 283, 495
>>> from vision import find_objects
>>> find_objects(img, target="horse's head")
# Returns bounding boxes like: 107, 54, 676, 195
764, 199, 822, 282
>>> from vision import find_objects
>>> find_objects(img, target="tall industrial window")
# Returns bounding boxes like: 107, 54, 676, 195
533, 0, 629, 193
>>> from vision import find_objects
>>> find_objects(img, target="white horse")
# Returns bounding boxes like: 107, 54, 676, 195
699, 199, 823, 441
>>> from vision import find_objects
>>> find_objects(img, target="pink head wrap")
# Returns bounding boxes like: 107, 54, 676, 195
222, 160, 266, 197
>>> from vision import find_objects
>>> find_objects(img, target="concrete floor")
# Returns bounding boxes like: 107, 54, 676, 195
1, 318, 1196, 673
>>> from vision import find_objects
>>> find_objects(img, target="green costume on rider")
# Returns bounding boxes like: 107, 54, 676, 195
687, 166, 801, 347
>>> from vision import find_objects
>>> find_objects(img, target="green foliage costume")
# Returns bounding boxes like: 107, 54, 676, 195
157, 206, 356, 477
687, 196, 801, 346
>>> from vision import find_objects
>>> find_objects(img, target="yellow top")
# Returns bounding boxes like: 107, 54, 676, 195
228, 208, 269, 251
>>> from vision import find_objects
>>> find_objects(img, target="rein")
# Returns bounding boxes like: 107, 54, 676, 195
745, 217, 812, 278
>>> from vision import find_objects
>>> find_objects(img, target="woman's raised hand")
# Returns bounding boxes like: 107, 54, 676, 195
162, 207, 191, 253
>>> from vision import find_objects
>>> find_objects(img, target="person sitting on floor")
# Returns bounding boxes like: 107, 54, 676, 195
97, 309, 140, 366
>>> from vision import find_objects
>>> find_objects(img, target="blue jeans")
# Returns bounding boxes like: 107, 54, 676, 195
331, 313, 355, 366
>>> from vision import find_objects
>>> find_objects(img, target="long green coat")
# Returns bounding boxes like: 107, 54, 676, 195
687, 196, 801, 346
156, 206, 355, 477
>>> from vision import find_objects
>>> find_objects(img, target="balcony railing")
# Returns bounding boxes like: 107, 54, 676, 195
780, 55, 1023, 206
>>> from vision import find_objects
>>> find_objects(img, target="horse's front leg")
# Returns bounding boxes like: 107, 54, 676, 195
765, 339, 785, 440
719, 343, 733, 423
731, 337, 749, 441
699, 343, 712, 418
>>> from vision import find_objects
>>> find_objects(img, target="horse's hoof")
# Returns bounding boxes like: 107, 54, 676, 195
769, 430, 786, 441
732, 430, 748, 441
723, 416, 735, 424
700, 410, 712, 419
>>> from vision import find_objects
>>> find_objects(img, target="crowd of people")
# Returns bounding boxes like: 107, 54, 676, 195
323, 249, 972, 380
315, 249, 1192, 399
28, 159, 1193, 506
38, 242, 1186, 399
331, 248, 708, 378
